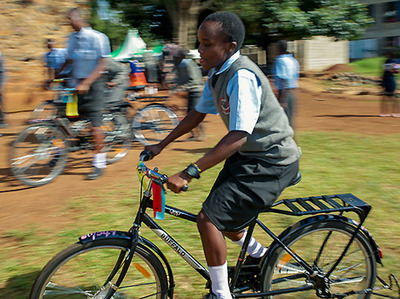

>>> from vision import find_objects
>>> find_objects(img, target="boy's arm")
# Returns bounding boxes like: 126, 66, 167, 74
166, 130, 248, 193
75, 58, 108, 94
145, 109, 206, 156
195, 130, 247, 172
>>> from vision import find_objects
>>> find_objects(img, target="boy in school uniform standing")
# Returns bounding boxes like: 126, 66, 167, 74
146, 11, 300, 299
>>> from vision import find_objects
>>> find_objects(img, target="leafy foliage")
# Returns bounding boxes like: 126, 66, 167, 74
90, 0, 372, 50
219, 0, 372, 46
108, 0, 172, 46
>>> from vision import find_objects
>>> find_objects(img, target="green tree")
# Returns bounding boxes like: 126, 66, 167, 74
96, 0, 372, 50
108, 0, 173, 47
225, 0, 372, 48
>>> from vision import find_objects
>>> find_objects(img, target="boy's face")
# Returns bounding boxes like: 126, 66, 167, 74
67, 10, 83, 32
197, 21, 237, 71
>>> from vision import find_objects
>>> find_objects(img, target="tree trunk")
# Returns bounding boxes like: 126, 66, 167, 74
164, 0, 216, 49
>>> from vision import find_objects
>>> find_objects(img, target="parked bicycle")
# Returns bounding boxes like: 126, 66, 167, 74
31, 81, 180, 146
10, 87, 132, 187
29, 150, 400, 298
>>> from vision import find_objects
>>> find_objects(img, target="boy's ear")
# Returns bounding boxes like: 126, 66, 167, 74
229, 41, 238, 54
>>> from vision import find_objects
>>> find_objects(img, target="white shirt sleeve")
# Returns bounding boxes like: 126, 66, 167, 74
194, 77, 218, 114
227, 69, 262, 134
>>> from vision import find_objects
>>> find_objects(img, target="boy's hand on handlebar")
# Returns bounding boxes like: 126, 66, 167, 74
167, 172, 191, 193
75, 81, 91, 94
144, 144, 163, 158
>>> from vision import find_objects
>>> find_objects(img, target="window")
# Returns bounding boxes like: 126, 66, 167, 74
384, 1, 400, 23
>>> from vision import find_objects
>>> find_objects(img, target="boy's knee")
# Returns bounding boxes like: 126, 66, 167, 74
196, 210, 211, 232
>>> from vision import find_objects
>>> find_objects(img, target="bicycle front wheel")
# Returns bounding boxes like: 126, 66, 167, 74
30, 239, 169, 299
10, 123, 68, 187
102, 112, 132, 164
261, 219, 377, 299
132, 104, 179, 145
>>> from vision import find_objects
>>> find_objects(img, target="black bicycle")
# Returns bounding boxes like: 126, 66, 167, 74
29, 151, 393, 298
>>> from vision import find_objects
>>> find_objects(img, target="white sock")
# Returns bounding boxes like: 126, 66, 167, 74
208, 261, 232, 299
93, 153, 107, 169
233, 230, 267, 258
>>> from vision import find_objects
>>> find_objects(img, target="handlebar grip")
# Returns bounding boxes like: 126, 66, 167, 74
181, 185, 188, 192
140, 150, 153, 161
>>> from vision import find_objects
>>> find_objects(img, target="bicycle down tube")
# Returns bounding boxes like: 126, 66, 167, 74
139, 197, 210, 281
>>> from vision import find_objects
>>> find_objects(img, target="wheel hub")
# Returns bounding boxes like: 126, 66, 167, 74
312, 271, 332, 298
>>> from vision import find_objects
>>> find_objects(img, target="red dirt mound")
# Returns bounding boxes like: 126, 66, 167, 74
324, 64, 354, 73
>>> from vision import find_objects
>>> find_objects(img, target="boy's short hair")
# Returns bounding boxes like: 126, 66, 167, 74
277, 40, 288, 54
171, 48, 187, 59
203, 11, 245, 53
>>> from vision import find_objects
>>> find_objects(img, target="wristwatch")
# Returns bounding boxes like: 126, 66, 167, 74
183, 163, 201, 179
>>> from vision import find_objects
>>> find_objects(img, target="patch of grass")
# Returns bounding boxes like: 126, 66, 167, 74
349, 57, 385, 77
350, 57, 400, 86
1, 131, 400, 298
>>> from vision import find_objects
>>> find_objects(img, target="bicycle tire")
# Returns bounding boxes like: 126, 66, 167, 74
102, 112, 132, 164
10, 123, 68, 187
261, 219, 377, 298
29, 238, 169, 299
132, 104, 179, 146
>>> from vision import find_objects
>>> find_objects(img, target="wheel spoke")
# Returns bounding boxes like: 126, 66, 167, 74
261, 220, 376, 298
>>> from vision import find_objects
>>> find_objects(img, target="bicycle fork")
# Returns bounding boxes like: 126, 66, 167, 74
93, 228, 141, 299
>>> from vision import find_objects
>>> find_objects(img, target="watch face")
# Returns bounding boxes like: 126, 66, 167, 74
186, 164, 200, 179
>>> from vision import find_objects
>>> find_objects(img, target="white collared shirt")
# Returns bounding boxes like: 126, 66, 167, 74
195, 51, 262, 134
67, 27, 111, 80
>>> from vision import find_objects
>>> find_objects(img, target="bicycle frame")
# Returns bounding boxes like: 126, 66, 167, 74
79, 161, 382, 299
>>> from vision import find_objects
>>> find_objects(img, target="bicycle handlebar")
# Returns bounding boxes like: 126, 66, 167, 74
47, 79, 76, 92
138, 150, 188, 191
139, 150, 153, 162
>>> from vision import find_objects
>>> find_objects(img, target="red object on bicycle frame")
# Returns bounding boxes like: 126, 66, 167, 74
152, 181, 165, 220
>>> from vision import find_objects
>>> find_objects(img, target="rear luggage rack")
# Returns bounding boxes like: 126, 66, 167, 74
270, 193, 371, 221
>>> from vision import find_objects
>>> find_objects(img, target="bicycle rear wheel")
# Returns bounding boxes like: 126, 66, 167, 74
30, 239, 169, 299
261, 219, 377, 298
102, 112, 132, 164
10, 123, 68, 187
132, 104, 179, 145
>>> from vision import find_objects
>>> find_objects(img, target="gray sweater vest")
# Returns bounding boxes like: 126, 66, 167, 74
210, 56, 299, 165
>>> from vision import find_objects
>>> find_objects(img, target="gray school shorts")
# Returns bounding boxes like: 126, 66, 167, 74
77, 78, 106, 127
202, 153, 299, 232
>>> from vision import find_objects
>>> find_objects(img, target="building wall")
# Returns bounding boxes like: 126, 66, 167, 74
353, 0, 400, 58
267, 37, 349, 72
294, 37, 349, 71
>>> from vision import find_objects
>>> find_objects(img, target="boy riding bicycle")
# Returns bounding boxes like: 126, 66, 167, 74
146, 11, 300, 299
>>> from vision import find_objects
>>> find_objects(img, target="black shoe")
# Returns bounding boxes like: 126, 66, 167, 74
87, 167, 103, 180
230, 255, 263, 291
243, 255, 263, 269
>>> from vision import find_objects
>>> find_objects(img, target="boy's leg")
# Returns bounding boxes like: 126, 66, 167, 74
225, 230, 267, 258
197, 210, 232, 299
380, 94, 390, 116
197, 210, 227, 266
392, 94, 400, 115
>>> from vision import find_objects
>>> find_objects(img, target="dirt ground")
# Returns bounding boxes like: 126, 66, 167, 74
1, 73, 400, 235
